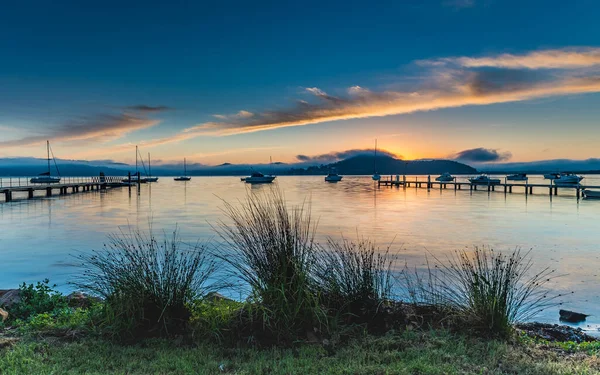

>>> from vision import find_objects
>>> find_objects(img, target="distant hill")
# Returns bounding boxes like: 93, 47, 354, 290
330, 155, 476, 175
0, 155, 476, 177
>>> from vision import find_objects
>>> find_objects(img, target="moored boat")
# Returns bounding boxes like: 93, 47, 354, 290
30, 141, 61, 184
242, 172, 276, 184
506, 173, 528, 181
435, 172, 454, 182
325, 173, 343, 182
544, 173, 560, 180
583, 189, 600, 199
371, 139, 381, 181
469, 175, 501, 185
174, 158, 191, 181
553, 173, 583, 186
146, 153, 159, 182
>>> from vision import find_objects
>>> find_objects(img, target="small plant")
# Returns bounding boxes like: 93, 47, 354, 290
315, 237, 396, 321
6, 279, 68, 321
216, 188, 324, 343
72, 228, 216, 338
402, 248, 562, 338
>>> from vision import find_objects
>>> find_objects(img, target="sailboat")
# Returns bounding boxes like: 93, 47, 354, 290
371, 139, 381, 181
30, 141, 61, 184
174, 158, 191, 181
146, 153, 159, 182
122, 146, 148, 183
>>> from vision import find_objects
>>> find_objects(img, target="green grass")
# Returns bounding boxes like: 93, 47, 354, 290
1, 330, 598, 374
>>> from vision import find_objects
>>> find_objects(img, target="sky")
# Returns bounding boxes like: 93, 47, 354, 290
1, 0, 600, 166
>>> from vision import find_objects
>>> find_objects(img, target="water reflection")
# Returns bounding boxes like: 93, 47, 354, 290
0, 175, 599, 328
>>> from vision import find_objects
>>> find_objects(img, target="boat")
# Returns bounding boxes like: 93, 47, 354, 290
174, 158, 191, 181
325, 172, 343, 182
30, 141, 61, 184
583, 189, 600, 199
241, 171, 276, 184
553, 173, 583, 186
544, 173, 560, 180
468, 175, 501, 185
435, 172, 454, 182
145, 153, 159, 182
122, 145, 148, 183
506, 173, 528, 181
371, 139, 381, 181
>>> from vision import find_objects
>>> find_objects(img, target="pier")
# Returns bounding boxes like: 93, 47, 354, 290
0, 175, 134, 202
378, 175, 600, 199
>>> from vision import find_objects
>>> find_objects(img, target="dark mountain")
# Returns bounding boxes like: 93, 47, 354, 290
331, 155, 476, 175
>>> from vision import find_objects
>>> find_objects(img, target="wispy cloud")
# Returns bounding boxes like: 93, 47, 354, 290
454, 147, 512, 162
424, 47, 600, 69
0, 107, 164, 147
124, 105, 172, 112
99, 47, 600, 146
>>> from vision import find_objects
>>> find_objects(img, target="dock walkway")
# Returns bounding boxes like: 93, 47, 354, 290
378, 175, 600, 199
0, 176, 131, 202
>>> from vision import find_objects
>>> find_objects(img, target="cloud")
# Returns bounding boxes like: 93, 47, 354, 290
0, 111, 161, 147
101, 47, 600, 146
124, 105, 172, 112
426, 47, 600, 69
454, 147, 512, 162
296, 148, 399, 164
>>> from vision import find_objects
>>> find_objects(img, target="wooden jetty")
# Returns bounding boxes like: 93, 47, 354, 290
378, 175, 600, 199
1, 175, 136, 202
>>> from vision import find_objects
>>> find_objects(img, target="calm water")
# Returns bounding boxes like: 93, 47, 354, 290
1, 175, 600, 331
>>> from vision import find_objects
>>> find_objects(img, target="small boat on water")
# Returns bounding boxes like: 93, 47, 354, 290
325, 172, 343, 182
553, 173, 584, 186
174, 158, 191, 181
145, 153, 159, 182
469, 175, 501, 185
30, 141, 61, 184
122, 145, 149, 183
371, 139, 381, 181
583, 189, 600, 199
241, 172, 276, 184
506, 173, 528, 181
435, 172, 454, 182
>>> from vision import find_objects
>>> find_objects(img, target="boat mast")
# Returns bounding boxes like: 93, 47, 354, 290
184, 158, 187, 176
135, 145, 138, 176
47, 140, 50, 176
374, 139, 377, 173
148, 153, 151, 177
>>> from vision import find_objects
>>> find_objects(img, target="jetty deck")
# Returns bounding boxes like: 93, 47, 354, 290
0, 176, 132, 202
378, 175, 600, 199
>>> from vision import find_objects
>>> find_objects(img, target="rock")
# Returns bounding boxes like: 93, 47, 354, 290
0, 290, 20, 307
66, 291, 101, 308
0, 308, 8, 322
559, 309, 589, 323
516, 322, 597, 343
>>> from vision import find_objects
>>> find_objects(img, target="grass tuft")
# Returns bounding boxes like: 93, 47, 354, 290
71, 228, 216, 339
215, 188, 324, 343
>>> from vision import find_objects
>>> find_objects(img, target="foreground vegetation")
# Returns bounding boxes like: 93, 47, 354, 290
2, 330, 600, 374
0, 188, 594, 374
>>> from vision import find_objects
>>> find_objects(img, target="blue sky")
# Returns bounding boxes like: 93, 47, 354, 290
1, 0, 600, 165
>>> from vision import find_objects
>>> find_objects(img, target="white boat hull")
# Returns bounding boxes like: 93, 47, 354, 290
243, 176, 276, 184
553, 176, 583, 186
30, 176, 61, 184
583, 189, 600, 198
435, 177, 454, 182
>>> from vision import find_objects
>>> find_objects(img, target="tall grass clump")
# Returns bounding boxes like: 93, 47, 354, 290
216, 188, 323, 343
404, 247, 562, 338
315, 238, 396, 322
72, 228, 216, 338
